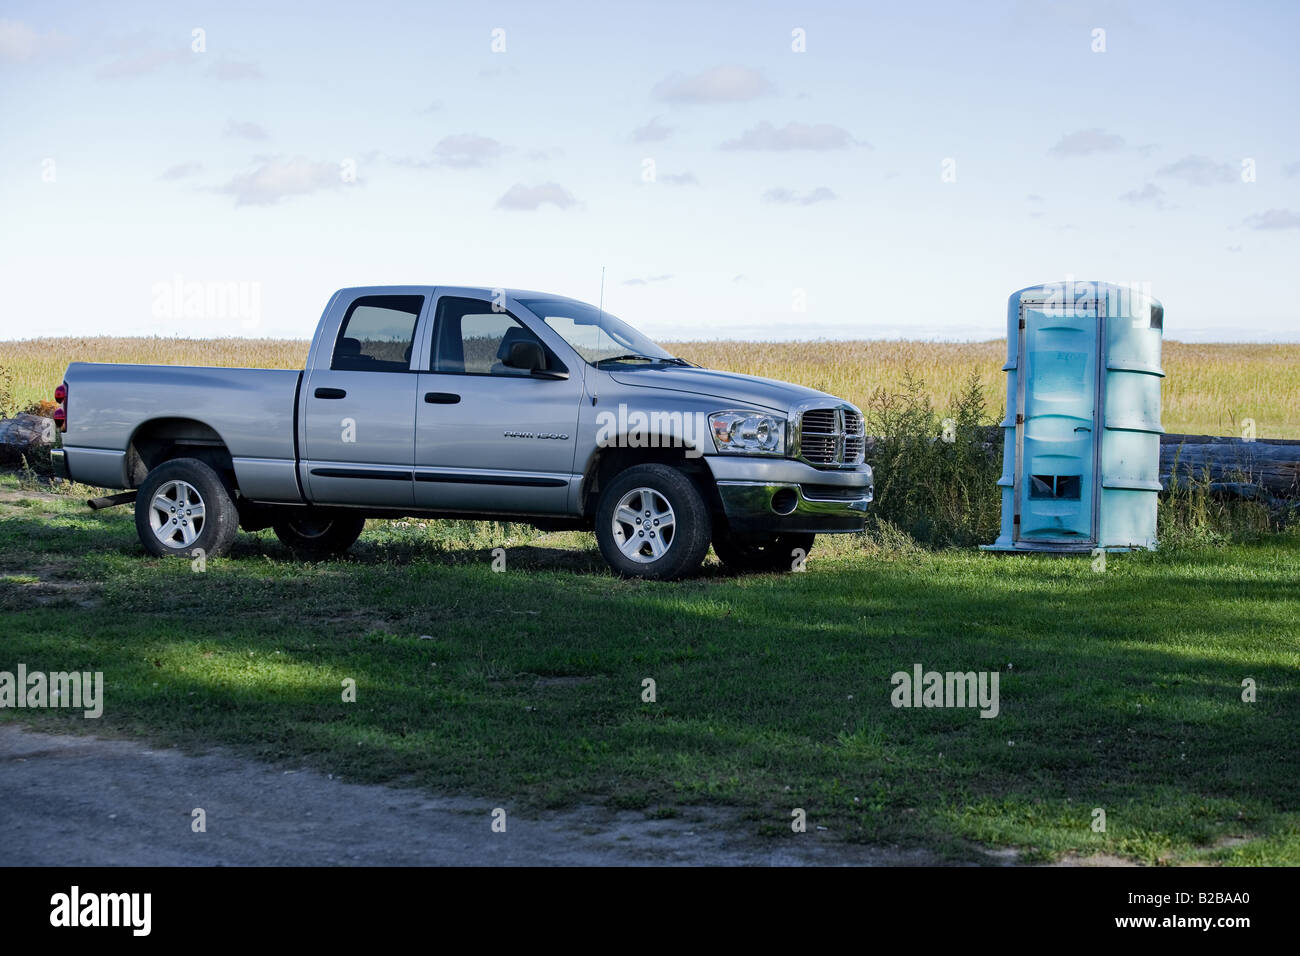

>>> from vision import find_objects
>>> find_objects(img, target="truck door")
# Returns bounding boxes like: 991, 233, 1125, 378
414, 294, 582, 514
301, 294, 425, 508
1014, 298, 1100, 545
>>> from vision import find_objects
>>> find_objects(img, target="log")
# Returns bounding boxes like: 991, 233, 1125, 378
861, 428, 1300, 499
1160, 433, 1300, 498
0, 414, 55, 465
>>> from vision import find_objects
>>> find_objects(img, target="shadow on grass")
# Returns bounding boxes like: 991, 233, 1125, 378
3, 507, 1298, 860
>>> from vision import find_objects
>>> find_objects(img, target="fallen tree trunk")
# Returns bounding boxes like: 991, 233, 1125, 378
1160, 433, 1300, 498
861, 428, 1300, 499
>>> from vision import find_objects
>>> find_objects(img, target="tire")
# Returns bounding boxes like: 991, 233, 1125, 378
134, 457, 240, 559
595, 463, 712, 580
712, 530, 815, 573
273, 510, 366, 558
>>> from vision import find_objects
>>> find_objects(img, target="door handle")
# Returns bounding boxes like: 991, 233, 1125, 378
1074, 426, 1092, 433
425, 392, 461, 404
314, 387, 347, 399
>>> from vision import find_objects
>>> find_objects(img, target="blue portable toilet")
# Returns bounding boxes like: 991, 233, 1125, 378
985, 281, 1164, 553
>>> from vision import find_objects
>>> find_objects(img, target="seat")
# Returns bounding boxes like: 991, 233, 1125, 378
333, 337, 364, 369
489, 326, 541, 376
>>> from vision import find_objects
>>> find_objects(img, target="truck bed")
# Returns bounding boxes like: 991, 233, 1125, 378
62, 362, 303, 499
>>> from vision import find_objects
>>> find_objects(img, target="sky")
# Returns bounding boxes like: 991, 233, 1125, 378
1, 0, 1298, 343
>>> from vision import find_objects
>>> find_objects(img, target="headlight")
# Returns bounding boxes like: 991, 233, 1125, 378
709, 411, 785, 455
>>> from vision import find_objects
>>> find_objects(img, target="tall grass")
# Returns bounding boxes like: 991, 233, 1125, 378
1157, 454, 1285, 548
2, 335, 1295, 549
2, 336, 1296, 438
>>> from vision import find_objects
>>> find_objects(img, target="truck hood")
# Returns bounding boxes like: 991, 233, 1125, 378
607, 365, 843, 413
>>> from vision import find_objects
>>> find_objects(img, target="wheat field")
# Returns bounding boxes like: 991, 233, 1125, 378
2, 336, 1297, 438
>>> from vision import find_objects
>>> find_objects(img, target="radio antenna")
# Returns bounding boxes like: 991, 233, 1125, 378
588, 266, 605, 406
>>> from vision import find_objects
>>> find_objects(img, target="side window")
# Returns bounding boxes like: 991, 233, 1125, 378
432, 297, 547, 376
331, 295, 423, 372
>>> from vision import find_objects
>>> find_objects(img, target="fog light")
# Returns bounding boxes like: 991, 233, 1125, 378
771, 487, 798, 515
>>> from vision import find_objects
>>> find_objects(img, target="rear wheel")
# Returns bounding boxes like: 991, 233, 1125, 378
273, 510, 366, 558
134, 458, 239, 559
595, 464, 712, 580
712, 530, 815, 572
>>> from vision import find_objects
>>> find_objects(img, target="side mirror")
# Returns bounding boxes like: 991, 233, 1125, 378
506, 340, 568, 380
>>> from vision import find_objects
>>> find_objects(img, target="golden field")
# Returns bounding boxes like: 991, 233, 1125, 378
2, 336, 1298, 438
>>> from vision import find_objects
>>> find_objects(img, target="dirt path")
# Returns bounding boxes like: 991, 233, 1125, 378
0, 725, 952, 866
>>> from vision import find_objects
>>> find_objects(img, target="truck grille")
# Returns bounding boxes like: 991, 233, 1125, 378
798, 407, 866, 468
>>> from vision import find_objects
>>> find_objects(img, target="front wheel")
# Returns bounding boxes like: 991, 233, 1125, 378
595, 464, 712, 580
712, 530, 815, 572
273, 510, 366, 558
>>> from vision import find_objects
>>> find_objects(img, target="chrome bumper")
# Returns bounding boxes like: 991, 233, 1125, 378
712, 461, 874, 534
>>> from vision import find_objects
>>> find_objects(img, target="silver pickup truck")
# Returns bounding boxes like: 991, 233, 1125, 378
51, 286, 873, 579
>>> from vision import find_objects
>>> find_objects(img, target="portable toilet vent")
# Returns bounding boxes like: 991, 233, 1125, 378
985, 281, 1164, 553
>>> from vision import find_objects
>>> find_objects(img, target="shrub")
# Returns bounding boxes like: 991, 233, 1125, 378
861, 370, 1002, 548
23, 399, 59, 418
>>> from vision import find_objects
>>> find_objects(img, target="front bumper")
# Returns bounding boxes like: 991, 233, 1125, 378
708, 457, 874, 534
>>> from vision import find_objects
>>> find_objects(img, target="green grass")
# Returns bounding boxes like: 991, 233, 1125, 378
1, 472, 1298, 864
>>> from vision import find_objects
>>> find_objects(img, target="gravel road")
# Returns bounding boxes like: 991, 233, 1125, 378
0, 725, 947, 866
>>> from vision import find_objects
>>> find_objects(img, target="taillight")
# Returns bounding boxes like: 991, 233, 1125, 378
54, 380, 68, 432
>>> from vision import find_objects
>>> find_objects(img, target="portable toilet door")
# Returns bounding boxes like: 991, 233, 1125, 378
1012, 290, 1102, 549
987, 281, 1164, 553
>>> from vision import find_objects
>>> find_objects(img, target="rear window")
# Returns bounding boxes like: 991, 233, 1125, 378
332, 295, 424, 372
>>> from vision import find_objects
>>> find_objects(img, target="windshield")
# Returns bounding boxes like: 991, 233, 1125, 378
517, 296, 676, 365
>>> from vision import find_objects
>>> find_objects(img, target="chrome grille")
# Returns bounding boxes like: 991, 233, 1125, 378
843, 409, 865, 462
797, 406, 866, 468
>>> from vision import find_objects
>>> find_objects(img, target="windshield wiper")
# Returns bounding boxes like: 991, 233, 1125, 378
594, 353, 670, 365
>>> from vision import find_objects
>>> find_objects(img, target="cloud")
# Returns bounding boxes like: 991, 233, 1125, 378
218, 157, 345, 206
392, 135, 507, 169
1244, 209, 1300, 230
622, 274, 673, 286
495, 182, 577, 211
660, 172, 698, 186
631, 117, 673, 143
224, 120, 269, 141
1284, 161, 1300, 178
420, 100, 443, 114
1119, 183, 1165, 207
722, 121, 861, 151
653, 65, 772, 104
1027, 193, 1045, 203
0, 18, 65, 62
96, 48, 188, 78
1049, 128, 1126, 156
1156, 155, 1236, 186
763, 186, 837, 205
432, 134, 504, 168
158, 162, 203, 181
209, 59, 263, 81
